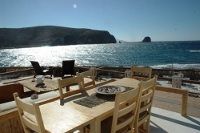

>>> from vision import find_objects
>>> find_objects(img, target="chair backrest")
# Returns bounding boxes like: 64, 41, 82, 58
30, 61, 43, 75
135, 75, 157, 133
57, 75, 84, 105
111, 86, 141, 133
130, 66, 152, 81
62, 60, 75, 77
13, 92, 46, 133
76, 69, 95, 89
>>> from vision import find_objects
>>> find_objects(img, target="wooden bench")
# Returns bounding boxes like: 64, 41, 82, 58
0, 83, 60, 133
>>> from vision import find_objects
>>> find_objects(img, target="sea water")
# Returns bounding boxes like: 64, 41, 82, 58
0, 41, 200, 69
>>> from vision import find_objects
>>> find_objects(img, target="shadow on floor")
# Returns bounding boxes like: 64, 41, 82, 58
150, 121, 167, 133
151, 113, 200, 131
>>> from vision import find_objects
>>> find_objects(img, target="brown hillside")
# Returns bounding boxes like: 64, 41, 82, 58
0, 26, 116, 48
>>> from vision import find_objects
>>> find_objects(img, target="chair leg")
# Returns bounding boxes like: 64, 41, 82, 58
133, 128, 137, 133
60, 99, 64, 106
134, 124, 138, 133
146, 119, 150, 133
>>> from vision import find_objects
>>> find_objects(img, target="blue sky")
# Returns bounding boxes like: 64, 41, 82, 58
0, 0, 200, 42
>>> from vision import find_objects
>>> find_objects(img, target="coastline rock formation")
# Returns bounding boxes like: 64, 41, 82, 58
142, 36, 151, 42
0, 26, 116, 49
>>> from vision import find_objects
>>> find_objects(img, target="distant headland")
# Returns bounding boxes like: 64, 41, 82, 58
0, 26, 116, 49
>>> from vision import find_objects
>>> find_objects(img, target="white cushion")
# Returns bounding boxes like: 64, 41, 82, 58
23, 91, 59, 103
0, 101, 16, 112
0, 91, 59, 112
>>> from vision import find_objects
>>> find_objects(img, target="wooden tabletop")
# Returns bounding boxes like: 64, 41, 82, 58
18, 77, 59, 93
38, 78, 140, 133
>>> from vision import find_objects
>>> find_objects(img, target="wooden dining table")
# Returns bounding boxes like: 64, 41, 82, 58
18, 77, 59, 93
37, 78, 140, 133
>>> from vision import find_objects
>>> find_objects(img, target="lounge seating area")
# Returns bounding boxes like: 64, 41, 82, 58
0, 67, 116, 132
0, 83, 60, 112
30, 61, 53, 78
0, 65, 200, 133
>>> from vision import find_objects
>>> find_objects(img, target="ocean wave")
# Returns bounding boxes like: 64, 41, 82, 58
188, 50, 200, 53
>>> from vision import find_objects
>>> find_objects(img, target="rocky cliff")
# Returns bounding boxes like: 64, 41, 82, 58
0, 26, 116, 49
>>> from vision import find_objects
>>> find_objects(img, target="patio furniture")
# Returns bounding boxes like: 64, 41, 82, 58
13, 92, 46, 133
135, 75, 157, 133
57, 75, 85, 105
61, 60, 75, 78
100, 83, 142, 133
18, 78, 58, 93
30, 61, 52, 78
36, 78, 140, 133
76, 69, 95, 90
130, 66, 152, 81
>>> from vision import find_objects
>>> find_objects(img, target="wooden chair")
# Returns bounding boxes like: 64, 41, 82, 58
13, 92, 46, 133
112, 86, 142, 133
99, 86, 142, 133
76, 69, 95, 90
134, 75, 157, 133
57, 75, 85, 105
130, 66, 152, 81
61, 60, 75, 78
30, 61, 52, 78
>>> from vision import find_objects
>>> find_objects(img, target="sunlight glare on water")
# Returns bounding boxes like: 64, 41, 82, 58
0, 42, 200, 69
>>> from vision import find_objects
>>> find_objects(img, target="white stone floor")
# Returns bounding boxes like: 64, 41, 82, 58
150, 107, 200, 133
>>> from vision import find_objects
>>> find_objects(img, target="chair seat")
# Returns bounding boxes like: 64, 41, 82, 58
139, 111, 148, 121
43, 69, 48, 73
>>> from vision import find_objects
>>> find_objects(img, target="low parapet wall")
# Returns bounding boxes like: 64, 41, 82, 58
156, 85, 188, 116
1, 66, 200, 80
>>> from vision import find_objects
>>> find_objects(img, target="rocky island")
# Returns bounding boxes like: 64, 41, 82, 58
0, 26, 116, 49
142, 36, 151, 42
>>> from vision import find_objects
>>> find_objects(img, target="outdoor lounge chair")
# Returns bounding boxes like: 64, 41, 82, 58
61, 60, 75, 78
30, 61, 52, 78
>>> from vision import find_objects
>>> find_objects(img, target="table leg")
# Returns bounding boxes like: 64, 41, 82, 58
93, 118, 101, 133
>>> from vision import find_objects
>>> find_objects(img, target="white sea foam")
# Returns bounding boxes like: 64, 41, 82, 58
188, 50, 200, 53
151, 63, 200, 69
